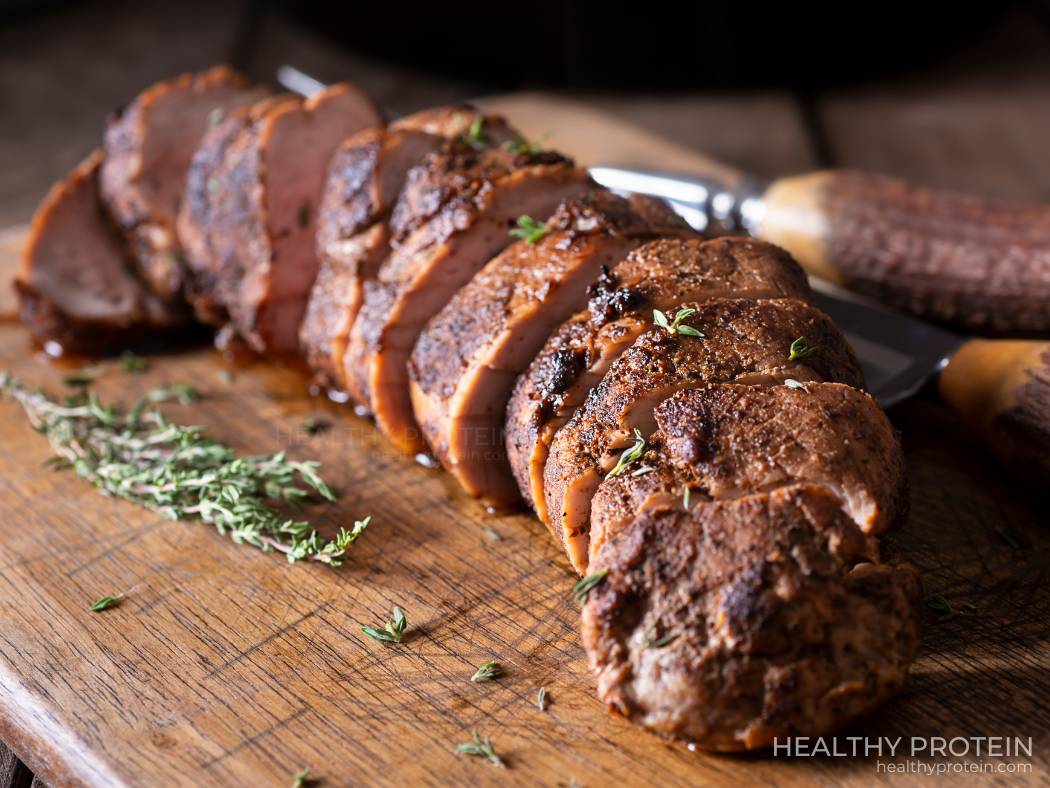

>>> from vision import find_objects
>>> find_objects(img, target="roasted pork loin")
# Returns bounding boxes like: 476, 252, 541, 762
17, 151, 187, 352
506, 237, 813, 529
100, 66, 266, 301
544, 297, 865, 573
344, 135, 592, 453
409, 191, 692, 506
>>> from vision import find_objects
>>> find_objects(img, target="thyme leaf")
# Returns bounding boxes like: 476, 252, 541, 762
455, 728, 504, 768
300, 417, 330, 436
788, 336, 817, 362
0, 374, 366, 566
926, 594, 978, 622
682, 486, 692, 510
653, 307, 703, 337
572, 568, 609, 606
537, 686, 548, 711
291, 766, 311, 788
361, 605, 406, 644
645, 630, 678, 650
606, 429, 646, 479
89, 595, 123, 612
462, 115, 488, 148
509, 215, 551, 245
784, 378, 809, 391
120, 352, 149, 374
471, 659, 503, 682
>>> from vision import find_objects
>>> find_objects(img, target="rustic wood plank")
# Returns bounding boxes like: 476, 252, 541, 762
1, 97, 1048, 785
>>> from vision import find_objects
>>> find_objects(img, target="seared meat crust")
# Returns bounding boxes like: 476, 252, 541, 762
582, 484, 921, 750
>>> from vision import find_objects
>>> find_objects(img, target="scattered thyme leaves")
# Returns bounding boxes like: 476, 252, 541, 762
644, 628, 678, 650
631, 464, 654, 477
291, 766, 312, 788
120, 352, 149, 374
784, 378, 809, 391
0, 373, 366, 565
572, 568, 609, 606
652, 307, 704, 338
301, 417, 330, 436
361, 605, 406, 644
606, 429, 645, 479
483, 527, 504, 542
509, 215, 551, 245
89, 595, 123, 612
788, 336, 817, 362
926, 594, 978, 622
471, 660, 503, 682
455, 729, 504, 768
537, 686, 548, 711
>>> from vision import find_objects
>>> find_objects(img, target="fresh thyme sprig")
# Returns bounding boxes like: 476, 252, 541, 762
89, 595, 124, 612
471, 660, 503, 682
455, 729, 504, 768
0, 374, 367, 565
653, 307, 704, 337
572, 568, 609, 606
606, 429, 646, 479
788, 336, 817, 361
509, 215, 551, 245
361, 605, 407, 644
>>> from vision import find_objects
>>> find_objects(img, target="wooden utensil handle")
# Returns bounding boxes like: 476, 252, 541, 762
938, 339, 1050, 486
756, 171, 1050, 333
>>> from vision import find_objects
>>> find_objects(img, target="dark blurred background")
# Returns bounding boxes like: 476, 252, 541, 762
1, 0, 1049, 228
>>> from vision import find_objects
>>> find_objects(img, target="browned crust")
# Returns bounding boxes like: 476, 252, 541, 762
590, 382, 906, 563
505, 237, 815, 518
582, 484, 921, 751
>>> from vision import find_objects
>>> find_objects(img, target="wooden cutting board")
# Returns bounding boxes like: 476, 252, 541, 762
0, 97, 1047, 788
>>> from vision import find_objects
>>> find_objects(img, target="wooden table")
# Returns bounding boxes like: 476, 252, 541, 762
2, 3, 1049, 786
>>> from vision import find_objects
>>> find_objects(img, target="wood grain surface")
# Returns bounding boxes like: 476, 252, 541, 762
0, 99, 1048, 788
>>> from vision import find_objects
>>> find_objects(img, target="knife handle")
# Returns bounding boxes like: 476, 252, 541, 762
939, 339, 1050, 486
755, 171, 1050, 333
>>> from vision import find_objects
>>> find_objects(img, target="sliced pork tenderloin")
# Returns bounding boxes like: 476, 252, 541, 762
589, 382, 906, 565
100, 66, 266, 301
581, 484, 921, 750
343, 140, 592, 453
299, 108, 513, 390
16, 151, 187, 352
544, 297, 865, 574
208, 84, 382, 356
409, 191, 691, 506
177, 95, 291, 325
506, 237, 813, 529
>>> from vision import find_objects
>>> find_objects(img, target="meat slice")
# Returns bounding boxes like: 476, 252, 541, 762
343, 140, 593, 453
590, 383, 905, 565
100, 66, 266, 301
581, 484, 921, 750
409, 191, 691, 506
544, 297, 865, 573
16, 151, 187, 352
178, 95, 289, 325
506, 237, 812, 528
211, 84, 383, 356
299, 108, 512, 390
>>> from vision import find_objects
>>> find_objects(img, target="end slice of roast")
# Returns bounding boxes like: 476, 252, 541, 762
213, 84, 383, 356
544, 297, 865, 574
589, 382, 906, 566
100, 66, 266, 301
506, 237, 813, 529
299, 107, 510, 390
581, 484, 921, 750
17, 151, 187, 352
409, 191, 691, 506
343, 139, 592, 453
